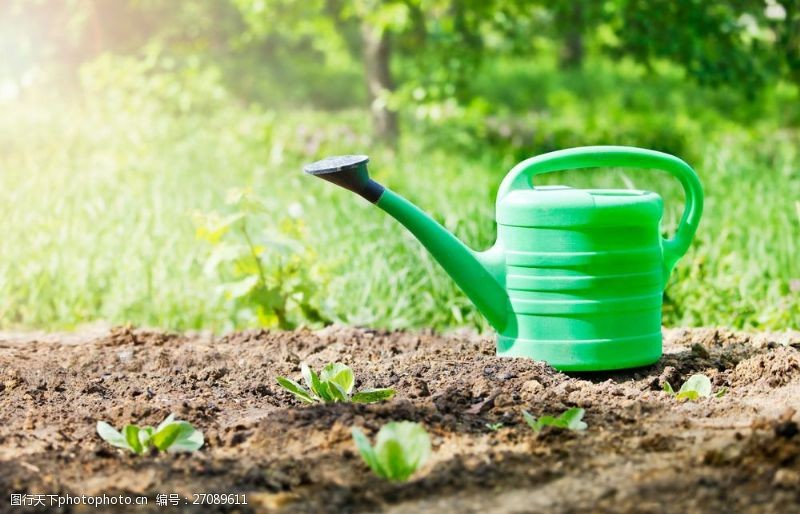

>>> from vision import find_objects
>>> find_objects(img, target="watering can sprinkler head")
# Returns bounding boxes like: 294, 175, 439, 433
303, 155, 384, 203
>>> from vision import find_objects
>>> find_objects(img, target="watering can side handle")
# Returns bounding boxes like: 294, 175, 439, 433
496, 145, 704, 283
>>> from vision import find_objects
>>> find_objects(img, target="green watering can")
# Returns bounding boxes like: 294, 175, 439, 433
304, 146, 703, 371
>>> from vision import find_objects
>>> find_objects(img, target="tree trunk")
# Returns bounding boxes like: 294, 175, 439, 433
778, 2, 800, 88
361, 24, 398, 145
560, 30, 584, 69
559, 4, 585, 69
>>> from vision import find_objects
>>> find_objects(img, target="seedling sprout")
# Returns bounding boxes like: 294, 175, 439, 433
351, 421, 431, 482
662, 373, 726, 401
97, 414, 204, 454
523, 407, 587, 433
276, 362, 395, 404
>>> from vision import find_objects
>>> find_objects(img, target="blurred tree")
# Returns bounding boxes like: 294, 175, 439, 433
0, 0, 243, 82
232, 0, 800, 140
5, 0, 798, 138
362, 21, 398, 142
551, 1, 608, 69
759, 0, 800, 87
605, 0, 778, 93
232, 0, 541, 144
556, 3, 587, 69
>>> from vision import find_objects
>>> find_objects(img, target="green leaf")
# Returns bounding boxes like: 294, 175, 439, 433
202, 243, 244, 276
124, 424, 144, 454
283, 363, 393, 405
676, 390, 700, 401
301, 362, 332, 401
351, 388, 396, 404
97, 421, 132, 451
223, 275, 259, 299
251, 285, 284, 311
165, 422, 204, 453
320, 363, 355, 395
317, 381, 337, 402
276, 377, 315, 403
374, 421, 431, 482
156, 414, 176, 433
558, 408, 587, 431
139, 426, 154, 447
327, 381, 348, 402
351, 427, 384, 477
535, 415, 559, 429
666, 374, 720, 402
679, 374, 712, 398
378, 438, 415, 481
152, 421, 203, 452
662, 381, 675, 394
300, 362, 315, 392
152, 423, 182, 451
523, 409, 586, 432
98, 417, 201, 454
715, 387, 728, 398
305, 364, 333, 402
194, 212, 245, 244
522, 410, 539, 431
352, 422, 431, 482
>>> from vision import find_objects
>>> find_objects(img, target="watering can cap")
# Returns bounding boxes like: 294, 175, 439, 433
304, 155, 368, 175
303, 155, 385, 203
497, 186, 663, 227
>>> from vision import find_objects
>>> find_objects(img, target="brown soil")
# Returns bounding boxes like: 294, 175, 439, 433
1, 326, 800, 514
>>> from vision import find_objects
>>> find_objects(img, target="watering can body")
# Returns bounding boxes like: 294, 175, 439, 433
495, 186, 668, 369
305, 146, 703, 371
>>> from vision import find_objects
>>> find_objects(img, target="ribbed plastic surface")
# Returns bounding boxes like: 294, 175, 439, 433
496, 187, 665, 370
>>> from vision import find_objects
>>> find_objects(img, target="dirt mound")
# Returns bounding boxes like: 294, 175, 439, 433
729, 346, 800, 387
1, 326, 799, 513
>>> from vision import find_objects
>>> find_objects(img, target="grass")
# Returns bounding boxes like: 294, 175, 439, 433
0, 58, 798, 332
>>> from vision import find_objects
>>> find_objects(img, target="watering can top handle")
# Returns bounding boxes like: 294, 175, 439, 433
497, 145, 704, 274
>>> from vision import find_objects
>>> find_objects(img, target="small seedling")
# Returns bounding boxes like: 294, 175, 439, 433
97, 414, 204, 454
662, 373, 726, 401
276, 362, 395, 404
485, 422, 504, 431
351, 421, 431, 482
522, 407, 587, 433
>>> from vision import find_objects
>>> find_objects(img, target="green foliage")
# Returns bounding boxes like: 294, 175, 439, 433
522, 408, 588, 433
277, 362, 395, 404
80, 47, 229, 116
485, 422, 504, 431
1, 34, 799, 333
351, 421, 431, 481
5, 0, 799, 116
232, 0, 800, 112
663, 374, 726, 401
606, 0, 776, 92
96, 414, 204, 454
233, 0, 486, 100
194, 188, 331, 330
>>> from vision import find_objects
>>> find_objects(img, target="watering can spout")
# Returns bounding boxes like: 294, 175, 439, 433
303, 155, 513, 332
